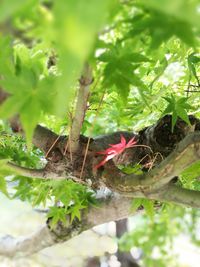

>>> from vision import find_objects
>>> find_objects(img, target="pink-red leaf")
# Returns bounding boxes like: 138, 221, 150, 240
95, 135, 137, 169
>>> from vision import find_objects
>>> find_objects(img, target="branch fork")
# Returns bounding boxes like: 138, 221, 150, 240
2, 82, 200, 257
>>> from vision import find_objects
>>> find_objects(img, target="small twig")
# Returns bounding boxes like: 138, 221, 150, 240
64, 112, 73, 162
131, 144, 153, 154
64, 139, 69, 156
184, 90, 200, 93
80, 137, 92, 179
68, 132, 73, 162
138, 154, 151, 165
34, 208, 49, 213
45, 128, 65, 158
7, 162, 47, 179
148, 152, 163, 171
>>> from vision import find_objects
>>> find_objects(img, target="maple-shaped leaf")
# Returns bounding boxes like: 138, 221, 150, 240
95, 135, 137, 169
162, 94, 193, 132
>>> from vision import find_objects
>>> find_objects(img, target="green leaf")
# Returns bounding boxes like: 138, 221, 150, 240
150, 57, 168, 88
47, 207, 69, 229
131, 198, 155, 220
176, 107, 190, 125
0, 96, 27, 119
181, 160, 200, 181
0, 0, 36, 23
188, 52, 200, 85
98, 50, 117, 62
20, 96, 41, 149
130, 199, 143, 213
0, 36, 14, 75
141, 0, 200, 30
142, 199, 155, 220
114, 74, 130, 101
54, 0, 113, 115
162, 95, 192, 132
121, 53, 150, 63
119, 164, 143, 175
0, 176, 8, 197
67, 202, 87, 222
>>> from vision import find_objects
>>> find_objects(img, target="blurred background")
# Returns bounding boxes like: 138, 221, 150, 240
0, 193, 200, 267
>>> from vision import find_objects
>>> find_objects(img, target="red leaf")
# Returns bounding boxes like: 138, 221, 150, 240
95, 135, 137, 169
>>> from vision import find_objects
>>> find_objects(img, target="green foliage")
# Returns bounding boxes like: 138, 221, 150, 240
162, 94, 193, 131
180, 160, 200, 189
0, 0, 199, 138
13, 177, 96, 227
0, 126, 41, 164
0, 0, 115, 144
188, 52, 200, 85
131, 198, 155, 221
53, 0, 114, 115
0, 0, 36, 23
119, 163, 143, 175
98, 44, 150, 102
0, 39, 55, 147
119, 205, 200, 267
126, 8, 196, 49
0, 127, 96, 227
0, 0, 200, 264
0, 160, 9, 197
142, 0, 200, 29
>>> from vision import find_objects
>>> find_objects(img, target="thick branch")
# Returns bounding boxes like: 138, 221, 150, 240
32, 125, 59, 153
70, 64, 93, 154
10, 131, 200, 193
158, 184, 200, 208
143, 131, 200, 191
0, 226, 54, 258
1, 184, 199, 258
0, 195, 133, 257
103, 132, 200, 195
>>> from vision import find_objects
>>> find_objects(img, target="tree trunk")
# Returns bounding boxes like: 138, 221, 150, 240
84, 256, 101, 267
116, 219, 141, 267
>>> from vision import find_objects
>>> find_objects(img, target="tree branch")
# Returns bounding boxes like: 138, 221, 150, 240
6, 162, 48, 179
6, 162, 79, 181
32, 125, 59, 153
9, 131, 200, 194
0, 226, 55, 258
0, 195, 134, 257
143, 132, 200, 191
1, 184, 199, 258
102, 132, 200, 195
158, 183, 200, 208
70, 63, 93, 154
